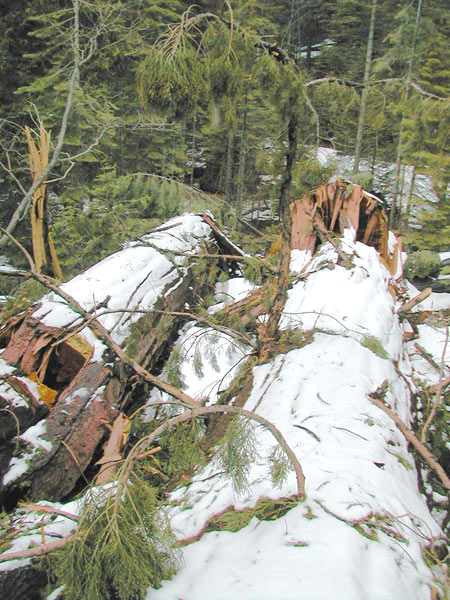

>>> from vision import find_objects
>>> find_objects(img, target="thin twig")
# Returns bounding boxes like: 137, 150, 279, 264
119, 405, 306, 500
0, 535, 76, 562
18, 502, 79, 522
369, 387, 450, 490
421, 325, 450, 443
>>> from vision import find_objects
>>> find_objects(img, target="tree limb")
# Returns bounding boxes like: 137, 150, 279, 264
369, 387, 450, 490
121, 404, 306, 500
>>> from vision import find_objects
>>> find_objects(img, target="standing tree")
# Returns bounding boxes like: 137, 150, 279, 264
138, 4, 317, 343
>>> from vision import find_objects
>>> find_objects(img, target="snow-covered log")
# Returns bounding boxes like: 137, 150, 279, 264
0, 214, 238, 504
146, 233, 446, 600
0, 199, 448, 600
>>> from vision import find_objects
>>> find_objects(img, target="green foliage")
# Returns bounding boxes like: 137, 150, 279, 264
0, 279, 48, 322
293, 155, 337, 196
160, 419, 206, 478
54, 479, 181, 600
216, 356, 257, 406
196, 495, 299, 536
350, 171, 374, 190
216, 417, 259, 495
126, 313, 155, 360
361, 335, 388, 360
51, 171, 187, 278
242, 256, 266, 285
267, 445, 290, 489
165, 346, 186, 389
138, 47, 206, 119
404, 250, 441, 280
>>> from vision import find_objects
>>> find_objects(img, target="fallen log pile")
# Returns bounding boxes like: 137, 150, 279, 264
0, 183, 426, 600
0, 214, 240, 506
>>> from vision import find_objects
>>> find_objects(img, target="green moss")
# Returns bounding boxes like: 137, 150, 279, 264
404, 250, 441, 280
189, 496, 300, 539
388, 450, 414, 471
361, 335, 389, 360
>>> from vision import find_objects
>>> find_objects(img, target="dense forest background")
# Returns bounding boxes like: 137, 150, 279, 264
0, 0, 449, 293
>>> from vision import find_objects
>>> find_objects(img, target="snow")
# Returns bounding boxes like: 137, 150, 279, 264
146, 237, 444, 600
405, 280, 450, 312
1, 213, 448, 598
316, 146, 439, 211
283, 240, 403, 361
31, 214, 215, 350
2, 419, 52, 486
0, 358, 30, 408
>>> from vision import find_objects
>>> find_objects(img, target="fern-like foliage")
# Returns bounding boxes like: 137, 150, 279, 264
216, 417, 259, 494
54, 479, 181, 600
161, 418, 206, 478
267, 445, 291, 489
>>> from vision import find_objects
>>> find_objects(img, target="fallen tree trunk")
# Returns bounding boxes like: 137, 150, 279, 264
0, 214, 236, 503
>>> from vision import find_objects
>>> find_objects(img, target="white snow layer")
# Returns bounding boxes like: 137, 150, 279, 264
31, 214, 214, 348
148, 239, 444, 600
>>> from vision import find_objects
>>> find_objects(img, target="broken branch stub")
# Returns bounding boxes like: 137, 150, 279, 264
289, 181, 398, 273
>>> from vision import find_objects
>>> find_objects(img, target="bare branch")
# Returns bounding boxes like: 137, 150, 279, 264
0, 535, 76, 563
18, 502, 79, 522
369, 384, 450, 490
421, 325, 450, 443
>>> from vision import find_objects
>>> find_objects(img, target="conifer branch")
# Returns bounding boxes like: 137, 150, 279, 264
121, 405, 306, 500
305, 76, 447, 100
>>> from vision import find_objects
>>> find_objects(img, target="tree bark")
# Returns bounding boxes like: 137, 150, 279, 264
353, 0, 377, 175
0, 226, 224, 503
264, 109, 298, 345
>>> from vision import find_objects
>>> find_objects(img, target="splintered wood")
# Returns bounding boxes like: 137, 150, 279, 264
290, 180, 399, 274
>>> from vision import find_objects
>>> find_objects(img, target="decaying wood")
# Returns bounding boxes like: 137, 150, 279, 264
25, 123, 62, 279
0, 217, 233, 502
290, 181, 398, 273
95, 413, 131, 485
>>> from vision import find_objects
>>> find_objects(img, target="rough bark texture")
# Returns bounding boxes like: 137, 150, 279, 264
0, 225, 224, 503
0, 563, 47, 600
